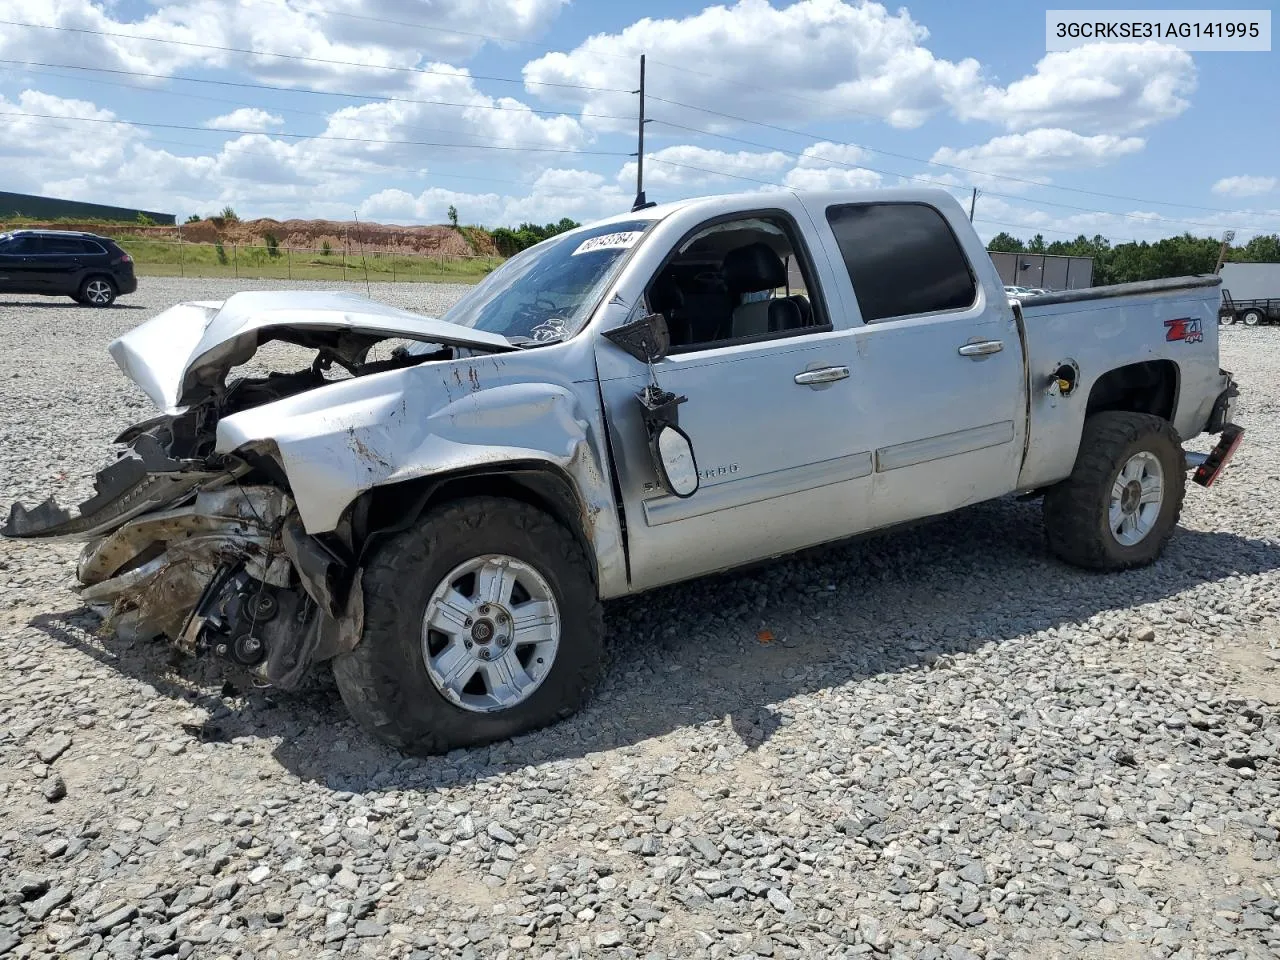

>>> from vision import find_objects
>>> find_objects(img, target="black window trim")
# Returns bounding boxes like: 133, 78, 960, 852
645, 207, 833, 356
825, 200, 980, 326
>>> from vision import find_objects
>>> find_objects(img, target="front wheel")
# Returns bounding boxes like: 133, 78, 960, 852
1043, 411, 1186, 571
332, 496, 604, 755
1219, 311, 1236, 326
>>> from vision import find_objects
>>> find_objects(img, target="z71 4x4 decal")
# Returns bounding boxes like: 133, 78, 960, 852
1164, 317, 1203, 343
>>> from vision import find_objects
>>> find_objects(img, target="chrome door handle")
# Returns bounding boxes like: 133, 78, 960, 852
958, 340, 1003, 357
795, 365, 849, 385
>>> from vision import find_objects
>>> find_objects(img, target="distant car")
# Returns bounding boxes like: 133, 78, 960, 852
1004, 284, 1032, 299
0, 229, 138, 307
1027, 287, 1048, 296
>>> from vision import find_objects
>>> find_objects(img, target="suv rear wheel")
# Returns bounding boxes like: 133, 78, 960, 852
78, 276, 116, 307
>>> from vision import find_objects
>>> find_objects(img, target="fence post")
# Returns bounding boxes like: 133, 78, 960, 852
179, 234, 185, 278
342, 245, 347, 281
233, 243, 238, 279
287, 246, 292, 281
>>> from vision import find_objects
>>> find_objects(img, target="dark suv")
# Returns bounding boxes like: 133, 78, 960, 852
0, 229, 138, 307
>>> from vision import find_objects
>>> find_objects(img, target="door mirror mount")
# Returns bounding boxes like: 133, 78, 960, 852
602, 311, 671, 364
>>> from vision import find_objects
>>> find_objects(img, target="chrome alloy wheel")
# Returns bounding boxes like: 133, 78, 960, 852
420, 554, 561, 713
1109, 451, 1164, 546
84, 279, 114, 305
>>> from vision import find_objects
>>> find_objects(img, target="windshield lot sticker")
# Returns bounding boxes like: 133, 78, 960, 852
1164, 317, 1203, 344
572, 231, 643, 256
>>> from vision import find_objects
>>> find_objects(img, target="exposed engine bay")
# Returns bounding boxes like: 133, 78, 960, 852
1, 291, 518, 689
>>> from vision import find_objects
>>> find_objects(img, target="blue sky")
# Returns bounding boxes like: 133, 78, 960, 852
0, 0, 1276, 244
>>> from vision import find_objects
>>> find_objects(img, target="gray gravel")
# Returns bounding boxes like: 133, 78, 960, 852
2, 278, 1279, 960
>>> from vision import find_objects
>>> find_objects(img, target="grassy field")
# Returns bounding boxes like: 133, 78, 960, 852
116, 238, 499, 284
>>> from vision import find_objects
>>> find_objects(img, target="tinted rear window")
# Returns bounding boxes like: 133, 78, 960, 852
43, 236, 86, 254
80, 239, 108, 254
825, 203, 977, 322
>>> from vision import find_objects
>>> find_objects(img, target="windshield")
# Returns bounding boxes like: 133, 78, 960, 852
438, 219, 654, 344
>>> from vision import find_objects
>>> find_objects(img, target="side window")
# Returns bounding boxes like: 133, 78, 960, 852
644, 213, 827, 352
825, 202, 977, 323
79, 239, 107, 255
44, 236, 85, 254
8, 236, 43, 255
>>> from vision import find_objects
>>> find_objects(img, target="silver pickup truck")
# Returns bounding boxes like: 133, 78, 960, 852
3, 187, 1245, 755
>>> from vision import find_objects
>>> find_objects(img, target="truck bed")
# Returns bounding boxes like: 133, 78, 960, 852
1014, 275, 1225, 491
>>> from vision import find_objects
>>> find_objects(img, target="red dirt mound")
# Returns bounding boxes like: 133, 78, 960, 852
2, 217, 498, 257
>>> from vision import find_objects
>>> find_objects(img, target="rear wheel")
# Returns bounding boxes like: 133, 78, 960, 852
1043, 411, 1185, 571
1242, 309, 1263, 326
332, 496, 604, 755
79, 276, 116, 307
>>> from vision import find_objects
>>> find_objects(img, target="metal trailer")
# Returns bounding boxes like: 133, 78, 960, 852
1218, 262, 1280, 326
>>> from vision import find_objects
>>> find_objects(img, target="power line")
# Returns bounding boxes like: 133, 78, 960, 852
0, 19, 633, 92
0, 110, 631, 156
648, 116, 1271, 232
0, 59, 638, 123
8, 64, 607, 151
8, 114, 622, 195
648, 97, 1261, 217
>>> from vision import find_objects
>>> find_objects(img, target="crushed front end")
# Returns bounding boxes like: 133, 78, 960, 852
1, 290, 518, 688
3, 380, 364, 689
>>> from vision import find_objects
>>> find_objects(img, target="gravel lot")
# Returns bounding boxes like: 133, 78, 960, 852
2, 277, 1278, 960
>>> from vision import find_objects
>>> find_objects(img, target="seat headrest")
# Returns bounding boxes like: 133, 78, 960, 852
722, 242, 787, 295
648, 273, 684, 314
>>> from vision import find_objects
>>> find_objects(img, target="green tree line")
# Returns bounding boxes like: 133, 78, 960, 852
490, 218, 582, 257
987, 231, 1280, 286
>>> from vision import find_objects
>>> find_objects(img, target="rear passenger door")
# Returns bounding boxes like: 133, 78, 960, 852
802, 197, 1026, 528
38, 235, 89, 295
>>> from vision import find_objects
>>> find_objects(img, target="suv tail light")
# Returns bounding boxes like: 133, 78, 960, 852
112, 251, 133, 265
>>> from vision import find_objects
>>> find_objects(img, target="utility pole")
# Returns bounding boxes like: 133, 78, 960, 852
632, 54, 650, 211
1214, 229, 1236, 274
968, 187, 980, 221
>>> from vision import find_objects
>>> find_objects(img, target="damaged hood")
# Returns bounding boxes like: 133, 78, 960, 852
110, 290, 517, 414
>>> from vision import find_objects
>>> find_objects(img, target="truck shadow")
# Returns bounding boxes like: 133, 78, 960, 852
28, 495, 1280, 793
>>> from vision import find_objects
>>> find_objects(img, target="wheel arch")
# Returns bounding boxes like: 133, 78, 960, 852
351, 461, 605, 591
1085, 359, 1180, 423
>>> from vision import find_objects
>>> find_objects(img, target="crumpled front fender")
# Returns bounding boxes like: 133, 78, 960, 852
213, 361, 620, 586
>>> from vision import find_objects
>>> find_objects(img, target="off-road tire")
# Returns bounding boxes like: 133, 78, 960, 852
332, 496, 604, 755
1043, 411, 1185, 571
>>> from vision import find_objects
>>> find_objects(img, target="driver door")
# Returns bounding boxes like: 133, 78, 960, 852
594, 207, 873, 592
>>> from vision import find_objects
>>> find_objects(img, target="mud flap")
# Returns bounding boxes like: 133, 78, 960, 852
1192, 424, 1245, 488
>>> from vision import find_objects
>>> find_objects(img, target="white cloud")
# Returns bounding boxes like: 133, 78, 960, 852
1212, 175, 1277, 197
930, 129, 1145, 187
619, 145, 791, 192
782, 142, 882, 191
523, 0, 983, 131
0, 0, 570, 90
359, 168, 631, 227
205, 107, 284, 131
954, 43, 1196, 134
316, 69, 589, 168
0, 90, 136, 195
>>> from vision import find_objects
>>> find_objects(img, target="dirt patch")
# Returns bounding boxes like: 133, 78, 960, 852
1, 217, 498, 257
